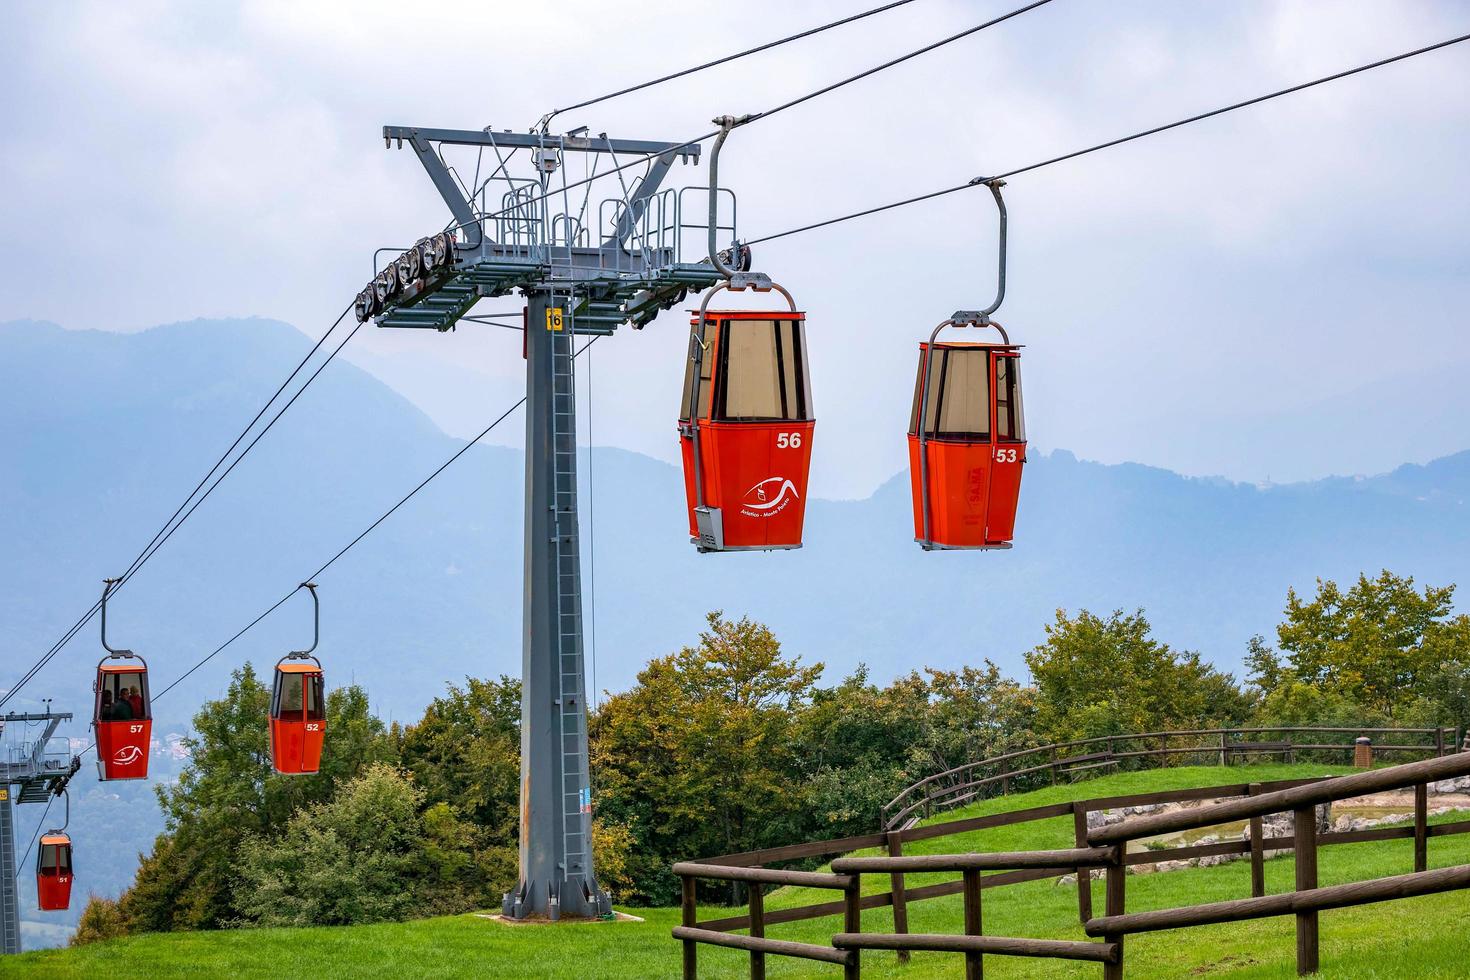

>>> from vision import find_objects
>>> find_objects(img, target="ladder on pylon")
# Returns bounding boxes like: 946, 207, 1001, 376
549, 310, 591, 895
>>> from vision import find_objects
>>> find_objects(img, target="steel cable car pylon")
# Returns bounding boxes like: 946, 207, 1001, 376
269, 584, 326, 776
93, 578, 152, 780
680, 115, 815, 552
910, 178, 1027, 549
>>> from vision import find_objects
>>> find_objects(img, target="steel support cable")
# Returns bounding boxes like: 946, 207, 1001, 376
452, 0, 1056, 236
743, 29, 1470, 247
538, 0, 923, 131
14, 796, 54, 880
2, 315, 361, 708
145, 337, 600, 705
0, 305, 355, 709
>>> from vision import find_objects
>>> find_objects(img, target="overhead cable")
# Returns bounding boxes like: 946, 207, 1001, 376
461, 0, 1057, 233
744, 30, 1470, 246
1, 305, 357, 709
539, 0, 923, 131
147, 337, 596, 705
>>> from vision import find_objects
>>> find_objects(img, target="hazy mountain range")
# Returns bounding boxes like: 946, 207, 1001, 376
4, 316, 1468, 944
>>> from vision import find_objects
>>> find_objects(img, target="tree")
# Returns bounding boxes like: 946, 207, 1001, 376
592, 611, 822, 903
114, 666, 396, 933
1025, 608, 1248, 742
234, 764, 426, 927
396, 675, 522, 902
398, 675, 520, 840
1268, 571, 1469, 718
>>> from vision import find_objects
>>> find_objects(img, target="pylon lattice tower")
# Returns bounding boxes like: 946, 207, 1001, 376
368, 123, 735, 918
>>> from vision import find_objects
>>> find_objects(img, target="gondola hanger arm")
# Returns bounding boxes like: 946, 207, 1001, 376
950, 177, 1007, 325
286, 582, 319, 660
99, 578, 136, 660
706, 114, 766, 290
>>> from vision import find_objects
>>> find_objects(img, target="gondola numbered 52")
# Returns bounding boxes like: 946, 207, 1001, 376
908, 178, 1027, 549
270, 583, 326, 776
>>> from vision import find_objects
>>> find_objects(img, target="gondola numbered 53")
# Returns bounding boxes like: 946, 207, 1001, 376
93, 578, 152, 781
270, 583, 326, 776
908, 178, 1027, 549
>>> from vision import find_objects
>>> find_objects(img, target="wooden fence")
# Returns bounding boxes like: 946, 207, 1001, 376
881, 725, 1459, 831
673, 751, 1470, 977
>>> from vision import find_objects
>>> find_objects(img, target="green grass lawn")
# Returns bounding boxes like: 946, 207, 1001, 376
9, 763, 1470, 978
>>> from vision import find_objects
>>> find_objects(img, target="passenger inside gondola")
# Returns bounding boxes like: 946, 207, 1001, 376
98, 670, 147, 720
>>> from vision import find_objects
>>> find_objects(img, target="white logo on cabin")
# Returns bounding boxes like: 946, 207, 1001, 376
740, 477, 799, 518
113, 744, 144, 765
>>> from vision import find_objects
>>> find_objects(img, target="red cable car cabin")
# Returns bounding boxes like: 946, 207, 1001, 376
92, 658, 151, 780
679, 310, 814, 552
908, 338, 1026, 549
270, 658, 325, 775
36, 833, 73, 911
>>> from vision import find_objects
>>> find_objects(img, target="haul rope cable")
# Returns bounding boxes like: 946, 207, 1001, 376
14, 795, 55, 881
446, 0, 1058, 238
1, 304, 358, 708
537, 0, 923, 131
141, 337, 601, 705
743, 29, 1470, 247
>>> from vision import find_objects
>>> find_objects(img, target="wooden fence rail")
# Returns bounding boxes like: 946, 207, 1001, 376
882, 725, 1459, 831
672, 750, 1470, 977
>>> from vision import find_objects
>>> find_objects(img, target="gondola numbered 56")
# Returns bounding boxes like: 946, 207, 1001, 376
679, 114, 815, 552
270, 583, 326, 776
679, 282, 814, 552
93, 578, 152, 781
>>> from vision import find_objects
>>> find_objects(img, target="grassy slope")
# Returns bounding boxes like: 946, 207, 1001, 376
9, 763, 1470, 979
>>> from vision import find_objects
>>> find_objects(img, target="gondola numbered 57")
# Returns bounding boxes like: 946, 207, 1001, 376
93, 578, 152, 781
270, 583, 326, 776
908, 178, 1027, 549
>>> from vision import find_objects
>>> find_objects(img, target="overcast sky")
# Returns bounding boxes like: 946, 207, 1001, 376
4, 0, 1469, 498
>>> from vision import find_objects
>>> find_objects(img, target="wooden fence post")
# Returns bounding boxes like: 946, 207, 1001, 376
962, 868, 983, 980
1436, 728, 1446, 757
1415, 782, 1429, 873
843, 876, 863, 980
681, 874, 698, 980
885, 831, 911, 964
1248, 783, 1266, 899
1293, 805, 1319, 976
748, 882, 765, 980
1220, 731, 1229, 767
1103, 849, 1126, 980
1073, 802, 1093, 923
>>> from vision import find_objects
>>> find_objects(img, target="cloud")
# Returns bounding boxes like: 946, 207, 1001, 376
3, 0, 1468, 495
